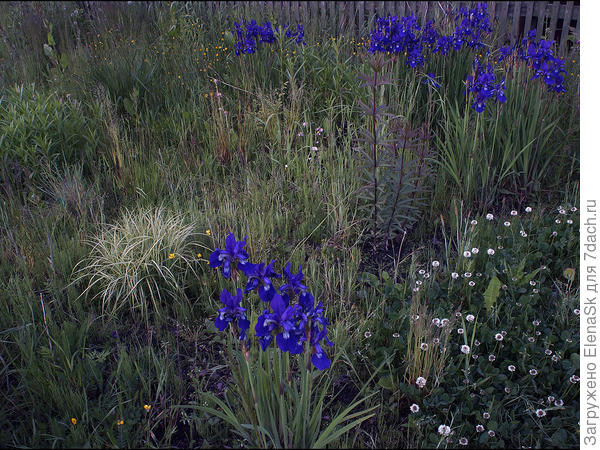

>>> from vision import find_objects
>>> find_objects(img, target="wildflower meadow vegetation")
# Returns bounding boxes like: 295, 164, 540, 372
0, 2, 580, 448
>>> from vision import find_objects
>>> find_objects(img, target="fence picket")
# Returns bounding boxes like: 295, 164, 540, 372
358, 1, 364, 36
548, 1, 559, 42
523, 1, 533, 36
559, 1, 574, 53
511, 1, 521, 46
535, 1, 546, 39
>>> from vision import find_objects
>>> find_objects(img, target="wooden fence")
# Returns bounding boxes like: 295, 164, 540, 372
197, 1, 579, 53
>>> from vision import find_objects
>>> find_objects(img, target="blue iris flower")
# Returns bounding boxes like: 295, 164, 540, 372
233, 20, 305, 55
239, 259, 280, 302
209, 233, 249, 278
279, 263, 307, 297
298, 291, 334, 370
466, 61, 507, 113
422, 72, 440, 89
255, 292, 304, 354
310, 323, 333, 370
214, 288, 250, 341
518, 29, 567, 93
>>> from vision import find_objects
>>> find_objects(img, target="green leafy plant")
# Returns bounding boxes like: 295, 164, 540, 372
356, 55, 432, 248
0, 84, 94, 177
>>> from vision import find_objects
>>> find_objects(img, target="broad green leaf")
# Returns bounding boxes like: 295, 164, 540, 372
484, 276, 501, 312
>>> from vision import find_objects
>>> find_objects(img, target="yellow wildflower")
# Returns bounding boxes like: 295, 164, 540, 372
117, 419, 124, 426
169, 253, 175, 259
205, 229, 211, 236
71, 418, 77, 425
144, 404, 151, 411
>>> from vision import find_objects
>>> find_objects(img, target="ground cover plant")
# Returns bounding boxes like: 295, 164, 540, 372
0, 1, 579, 448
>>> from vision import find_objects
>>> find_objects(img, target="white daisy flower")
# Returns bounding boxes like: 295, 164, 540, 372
438, 424, 451, 436
466, 314, 475, 322
487, 248, 495, 255
410, 403, 420, 413
461, 345, 471, 354
486, 213, 494, 220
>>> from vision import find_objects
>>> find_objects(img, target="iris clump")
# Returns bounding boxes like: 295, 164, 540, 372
518, 29, 566, 93
452, 3, 493, 51
368, 14, 425, 67
233, 20, 305, 55
466, 59, 507, 113
209, 233, 333, 370
367, 3, 492, 66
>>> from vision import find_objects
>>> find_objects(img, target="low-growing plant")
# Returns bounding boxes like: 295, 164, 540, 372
73, 206, 206, 324
0, 84, 95, 178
